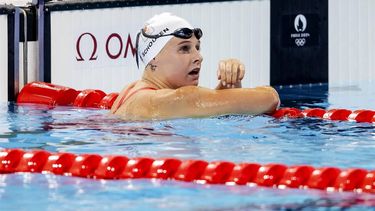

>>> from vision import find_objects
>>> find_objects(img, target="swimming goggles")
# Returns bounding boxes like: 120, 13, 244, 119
136, 28, 203, 68
142, 27, 203, 40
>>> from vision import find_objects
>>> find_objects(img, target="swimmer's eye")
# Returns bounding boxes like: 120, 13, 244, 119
196, 44, 200, 51
179, 45, 191, 53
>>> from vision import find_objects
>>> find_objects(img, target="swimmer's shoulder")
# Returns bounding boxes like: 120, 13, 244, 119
110, 81, 142, 114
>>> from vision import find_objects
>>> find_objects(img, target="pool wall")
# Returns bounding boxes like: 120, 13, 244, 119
46, 0, 270, 92
329, 0, 375, 87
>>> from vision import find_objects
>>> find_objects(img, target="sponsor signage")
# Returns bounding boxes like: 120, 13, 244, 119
271, 0, 328, 85
282, 13, 320, 48
49, 9, 143, 92
75, 32, 136, 62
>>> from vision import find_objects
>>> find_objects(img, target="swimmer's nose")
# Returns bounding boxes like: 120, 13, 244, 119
193, 50, 203, 65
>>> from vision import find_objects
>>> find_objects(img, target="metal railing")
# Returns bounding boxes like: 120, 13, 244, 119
19, 7, 28, 86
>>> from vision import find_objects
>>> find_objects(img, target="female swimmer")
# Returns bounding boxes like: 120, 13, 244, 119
111, 12, 280, 120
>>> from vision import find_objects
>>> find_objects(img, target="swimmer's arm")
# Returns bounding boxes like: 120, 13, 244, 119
134, 86, 280, 119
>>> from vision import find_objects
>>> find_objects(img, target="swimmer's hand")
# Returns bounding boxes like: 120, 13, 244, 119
216, 59, 245, 90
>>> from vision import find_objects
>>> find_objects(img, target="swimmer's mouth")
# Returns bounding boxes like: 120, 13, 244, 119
188, 68, 200, 75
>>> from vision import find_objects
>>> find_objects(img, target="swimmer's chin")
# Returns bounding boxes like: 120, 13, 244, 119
186, 82, 199, 87
182, 80, 199, 87
190, 78, 200, 86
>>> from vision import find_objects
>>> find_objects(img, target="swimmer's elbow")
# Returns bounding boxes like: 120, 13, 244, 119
263, 87, 280, 113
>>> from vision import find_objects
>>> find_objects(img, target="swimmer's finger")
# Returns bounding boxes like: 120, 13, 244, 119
217, 61, 224, 80
238, 64, 245, 81
219, 61, 226, 86
232, 62, 239, 84
225, 62, 232, 86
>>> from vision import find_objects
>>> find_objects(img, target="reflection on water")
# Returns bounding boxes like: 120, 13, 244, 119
0, 103, 201, 158
276, 83, 329, 109
45, 118, 175, 137
1, 102, 375, 167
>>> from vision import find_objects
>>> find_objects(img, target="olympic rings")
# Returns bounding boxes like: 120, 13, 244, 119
295, 38, 306, 46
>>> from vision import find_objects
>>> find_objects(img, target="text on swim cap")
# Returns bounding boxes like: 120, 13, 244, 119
141, 28, 170, 59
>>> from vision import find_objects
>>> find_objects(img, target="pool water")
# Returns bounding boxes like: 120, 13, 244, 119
1, 83, 375, 210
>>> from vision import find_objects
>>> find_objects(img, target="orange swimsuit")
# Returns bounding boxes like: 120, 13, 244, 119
113, 86, 156, 113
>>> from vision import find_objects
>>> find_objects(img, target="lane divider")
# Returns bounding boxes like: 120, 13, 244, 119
0, 149, 374, 194
17, 81, 118, 109
273, 108, 375, 123
17, 82, 375, 123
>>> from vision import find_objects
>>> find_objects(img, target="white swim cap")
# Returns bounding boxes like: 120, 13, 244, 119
137, 12, 193, 67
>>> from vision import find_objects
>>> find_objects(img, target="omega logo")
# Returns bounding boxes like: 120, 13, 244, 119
76, 32, 136, 61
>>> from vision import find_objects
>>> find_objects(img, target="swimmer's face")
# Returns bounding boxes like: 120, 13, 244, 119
153, 36, 203, 88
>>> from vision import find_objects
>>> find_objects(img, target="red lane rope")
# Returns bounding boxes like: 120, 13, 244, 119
0, 149, 374, 194
273, 108, 375, 123
16, 82, 375, 123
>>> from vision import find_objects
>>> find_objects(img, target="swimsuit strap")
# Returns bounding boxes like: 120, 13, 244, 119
113, 86, 157, 113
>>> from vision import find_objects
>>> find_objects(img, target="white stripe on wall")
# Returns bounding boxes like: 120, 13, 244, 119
0, 14, 7, 102
50, 0, 270, 93
19, 41, 38, 91
329, 0, 375, 87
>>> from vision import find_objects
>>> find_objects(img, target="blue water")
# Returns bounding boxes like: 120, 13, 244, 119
1, 83, 375, 210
